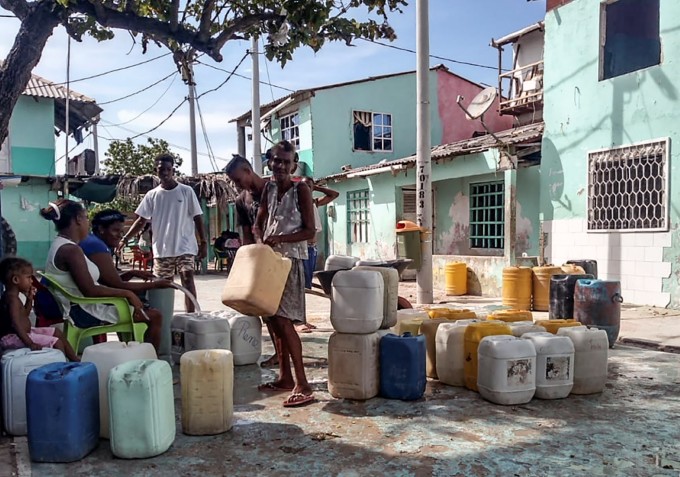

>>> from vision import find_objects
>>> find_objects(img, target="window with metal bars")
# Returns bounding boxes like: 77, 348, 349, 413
347, 189, 370, 243
587, 139, 669, 232
469, 181, 504, 249
279, 112, 300, 149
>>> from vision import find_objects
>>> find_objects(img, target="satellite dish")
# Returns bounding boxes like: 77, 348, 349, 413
460, 87, 498, 120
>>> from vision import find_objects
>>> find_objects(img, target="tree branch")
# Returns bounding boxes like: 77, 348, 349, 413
0, 0, 29, 20
213, 12, 283, 52
197, 0, 215, 43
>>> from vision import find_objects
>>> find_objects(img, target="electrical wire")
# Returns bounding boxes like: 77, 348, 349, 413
196, 51, 249, 99
55, 132, 93, 162
98, 71, 178, 105
24, 52, 172, 88
359, 38, 502, 71
105, 73, 178, 127
112, 98, 187, 140
196, 60, 295, 93
99, 122, 231, 162
195, 96, 219, 172
261, 38, 276, 102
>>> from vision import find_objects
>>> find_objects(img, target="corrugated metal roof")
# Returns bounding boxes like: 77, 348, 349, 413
23, 73, 97, 104
491, 22, 545, 48
320, 122, 544, 182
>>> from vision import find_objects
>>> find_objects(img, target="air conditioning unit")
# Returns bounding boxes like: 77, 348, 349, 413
67, 149, 98, 176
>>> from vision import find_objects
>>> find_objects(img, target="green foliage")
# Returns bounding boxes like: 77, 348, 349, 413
102, 137, 182, 176
88, 196, 141, 216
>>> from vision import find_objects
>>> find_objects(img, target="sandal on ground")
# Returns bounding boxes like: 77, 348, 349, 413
295, 323, 317, 334
258, 382, 294, 392
283, 393, 315, 408
260, 355, 279, 368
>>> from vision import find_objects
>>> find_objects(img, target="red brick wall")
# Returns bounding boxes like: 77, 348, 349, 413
547, 0, 574, 11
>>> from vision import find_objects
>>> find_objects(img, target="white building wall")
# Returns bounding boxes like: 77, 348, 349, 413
544, 218, 671, 308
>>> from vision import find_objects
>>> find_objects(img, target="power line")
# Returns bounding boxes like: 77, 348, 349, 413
196, 60, 295, 93
195, 96, 219, 172
105, 73, 178, 127
196, 51, 249, 99
113, 98, 187, 140
261, 38, 276, 102
98, 71, 178, 105
25, 52, 172, 88
99, 122, 231, 162
359, 38, 501, 71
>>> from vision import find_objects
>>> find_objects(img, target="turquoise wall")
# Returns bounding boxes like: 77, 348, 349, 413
309, 71, 443, 178
541, 0, 680, 300
9, 96, 56, 176
541, 0, 680, 222
1, 179, 57, 268
327, 150, 540, 261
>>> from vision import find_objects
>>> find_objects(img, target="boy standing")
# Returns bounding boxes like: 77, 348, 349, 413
120, 154, 207, 312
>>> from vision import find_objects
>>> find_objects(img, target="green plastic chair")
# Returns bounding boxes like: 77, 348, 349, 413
38, 272, 147, 353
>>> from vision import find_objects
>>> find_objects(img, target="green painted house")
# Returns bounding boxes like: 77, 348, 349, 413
540, 0, 679, 308
0, 73, 101, 266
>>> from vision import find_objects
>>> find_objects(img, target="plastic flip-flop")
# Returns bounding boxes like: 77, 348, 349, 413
283, 393, 315, 407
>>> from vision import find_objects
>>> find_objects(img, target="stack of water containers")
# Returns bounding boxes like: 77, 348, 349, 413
327, 255, 426, 401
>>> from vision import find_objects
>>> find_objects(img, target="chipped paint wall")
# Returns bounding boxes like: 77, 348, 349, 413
541, 0, 680, 307
1, 179, 57, 267
326, 148, 540, 295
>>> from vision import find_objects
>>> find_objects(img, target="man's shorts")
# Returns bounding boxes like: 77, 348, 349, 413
0, 327, 59, 349
154, 254, 195, 279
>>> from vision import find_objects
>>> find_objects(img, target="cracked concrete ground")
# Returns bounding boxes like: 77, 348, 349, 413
7, 275, 680, 476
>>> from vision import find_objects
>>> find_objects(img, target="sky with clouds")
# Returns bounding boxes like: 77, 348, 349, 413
0, 0, 546, 175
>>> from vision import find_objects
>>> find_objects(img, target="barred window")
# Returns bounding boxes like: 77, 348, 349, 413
470, 181, 504, 249
588, 139, 669, 231
347, 189, 370, 243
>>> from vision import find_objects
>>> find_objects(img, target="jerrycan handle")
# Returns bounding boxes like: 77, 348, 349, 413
611, 293, 624, 303
44, 363, 80, 380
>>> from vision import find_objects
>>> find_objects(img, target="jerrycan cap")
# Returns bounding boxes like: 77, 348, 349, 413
402, 332, 413, 338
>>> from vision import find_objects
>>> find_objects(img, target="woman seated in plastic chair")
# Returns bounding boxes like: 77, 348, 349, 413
41, 200, 164, 352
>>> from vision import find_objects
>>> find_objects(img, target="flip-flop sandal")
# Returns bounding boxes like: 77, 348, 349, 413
258, 382, 294, 393
283, 393, 315, 407
296, 326, 313, 334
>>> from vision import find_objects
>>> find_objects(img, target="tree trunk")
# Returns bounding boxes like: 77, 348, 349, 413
0, 2, 61, 147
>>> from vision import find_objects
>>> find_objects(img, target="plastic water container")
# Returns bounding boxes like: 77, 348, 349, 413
522, 332, 574, 399
81, 341, 157, 439
426, 307, 477, 320
1, 348, 66, 436
108, 359, 175, 458
227, 314, 262, 365
185, 314, 231, 353
420, 319, 450, 379
221, 244, 292, 316
477, 335, 536, 405
26, 362, 99, 462
509, 321, 547, 337
557, 327, 609, 395
181, 350, 234, 435
392, 309, 428, 335
171, 312, 229, 365
536, 319, 585, 334
487, 310, 533, 323
463, 322, 513, 391
353, 266, 399, 329
330, 270, 384, 334
328, 332, 380, 400
435, 319, 480, 387
325, 254, 360, 271
379, 333, 426, 400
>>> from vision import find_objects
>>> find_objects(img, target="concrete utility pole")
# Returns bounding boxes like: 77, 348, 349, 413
187, 61, 198, 176
92, 120, 100, 174
251, 37, 262, 174
416, 0, 433, 304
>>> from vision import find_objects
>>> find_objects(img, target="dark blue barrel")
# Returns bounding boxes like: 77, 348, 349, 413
380, 333, 426, 400
549, 274, 594, 319
574, 279, 622, 348
27, 362, 99, 462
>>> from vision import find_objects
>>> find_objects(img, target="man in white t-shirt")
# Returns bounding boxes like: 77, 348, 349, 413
119, 154, 207, 312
